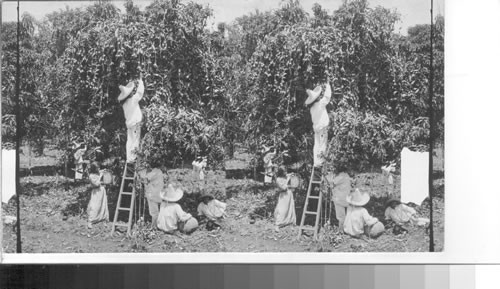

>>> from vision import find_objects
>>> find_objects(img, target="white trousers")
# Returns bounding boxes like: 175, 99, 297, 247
147, 198, 161, 228
75, 163, 84, 180
313, 127, 328, 167
334, 203, 347, 233
126, 122, 141, 163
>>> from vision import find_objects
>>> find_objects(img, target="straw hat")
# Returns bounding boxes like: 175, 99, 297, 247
161, 184, 184, 202
385, 198, 401, 208
304, 85, 322, 105
346, 189, 370, 206
199, 193, 214, 202
118, 81, 135, 100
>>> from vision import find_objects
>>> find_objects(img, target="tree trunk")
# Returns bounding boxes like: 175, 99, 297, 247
28, 143, 31, 168
228, 138, 235, 159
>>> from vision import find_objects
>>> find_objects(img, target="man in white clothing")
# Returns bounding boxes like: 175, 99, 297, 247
118, 77, 144, 163
304, 81, 332, 169
138, 163, 164, 228
192, 156, 207, 180
262, 145, 276, 184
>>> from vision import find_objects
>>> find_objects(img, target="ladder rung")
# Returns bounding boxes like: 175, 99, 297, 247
120, 192, 133, 195
300, 227, 316, 231
304, 210, 318, 215
307, 196, 319, 199
123, 177, 135, 180
118, 207, 131, 211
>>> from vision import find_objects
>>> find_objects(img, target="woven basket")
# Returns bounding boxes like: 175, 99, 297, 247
101, 170, 114, 185
287, 173, 302, 188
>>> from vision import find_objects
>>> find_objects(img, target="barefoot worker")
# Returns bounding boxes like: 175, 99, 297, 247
118, 76, 144, 164
304, 81, 332, 179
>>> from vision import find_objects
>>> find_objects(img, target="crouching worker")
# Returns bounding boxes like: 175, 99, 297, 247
197, 193, 227, 221
384, 198, 429, 227
87, 162, 109, 229
344, 189, 385, 238
157, 184, 198, 234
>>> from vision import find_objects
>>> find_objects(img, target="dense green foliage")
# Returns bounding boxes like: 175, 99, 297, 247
231, 0, 442, 170
1, 0, 444, 172
1, 15, 53, 153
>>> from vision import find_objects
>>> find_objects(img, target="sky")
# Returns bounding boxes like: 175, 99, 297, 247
1, 0, 444, 35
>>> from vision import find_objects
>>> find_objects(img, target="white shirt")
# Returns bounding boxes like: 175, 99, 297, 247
331, 172, 350, 207
309, 83, 331, 132
74, 148, 86, 164
263, 151, 276, 176
192, 159, 207, 180
343, 206, 379, 236
192, 159, 207, 173
384, 204, 417, 224
121, 79, 144, 127
157, 202, 192, 232
89, 173, 102, 188
139, 168, 163, 203
192, 159, 206, 169
197, 199, 227, 220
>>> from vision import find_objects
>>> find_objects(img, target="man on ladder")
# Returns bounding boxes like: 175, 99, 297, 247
111, 74, 145, 236
298, 79, 332, 240
307, 80, 331, 178
118, 74, 144, 165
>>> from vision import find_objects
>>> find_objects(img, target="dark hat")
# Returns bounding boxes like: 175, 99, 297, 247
199, 193, 215, 202
385, 198, 401, 208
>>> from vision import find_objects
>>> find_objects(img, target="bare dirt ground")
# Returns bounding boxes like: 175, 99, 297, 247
2, 148, 444, 253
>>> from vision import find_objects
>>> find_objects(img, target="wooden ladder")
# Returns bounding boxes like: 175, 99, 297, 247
298, 166, 324, 240
111, 162, 137, 236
